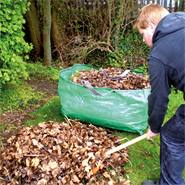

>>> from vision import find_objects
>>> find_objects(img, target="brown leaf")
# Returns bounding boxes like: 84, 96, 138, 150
37, 178, 47, 185
72, 174, 80, 183
51, 167, 60, 177
31, 157, 40, 168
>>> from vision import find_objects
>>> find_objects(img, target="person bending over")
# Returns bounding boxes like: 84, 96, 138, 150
134, 3, 185, 185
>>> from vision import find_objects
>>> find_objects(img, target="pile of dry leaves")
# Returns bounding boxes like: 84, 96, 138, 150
72, 68, 150, 90
0, 119, 130, 185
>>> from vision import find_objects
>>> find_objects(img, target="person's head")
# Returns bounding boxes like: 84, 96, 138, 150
134, 4, 169, 48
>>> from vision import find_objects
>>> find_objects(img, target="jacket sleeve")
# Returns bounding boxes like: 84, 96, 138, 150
148, 57, 171, 133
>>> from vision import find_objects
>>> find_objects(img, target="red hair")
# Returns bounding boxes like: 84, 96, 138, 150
134, 4, 169, 29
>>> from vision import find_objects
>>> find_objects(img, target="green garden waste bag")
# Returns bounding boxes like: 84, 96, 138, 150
58, 64, 150, 134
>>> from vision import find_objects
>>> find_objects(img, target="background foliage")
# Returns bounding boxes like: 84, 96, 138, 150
106, 30, 150, 69
0, 0, 32, 87
24, 0, 184, 68
50, 0, 138, 67
1, 0, 184, 86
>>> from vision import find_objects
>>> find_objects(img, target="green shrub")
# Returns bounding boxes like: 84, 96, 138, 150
0, 0, 32, 87
106, 30, 150, 69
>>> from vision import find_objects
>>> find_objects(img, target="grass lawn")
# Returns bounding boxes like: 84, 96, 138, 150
25, 96, 64, 126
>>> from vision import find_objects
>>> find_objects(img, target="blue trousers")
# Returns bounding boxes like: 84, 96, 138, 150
160, 104, 185, 185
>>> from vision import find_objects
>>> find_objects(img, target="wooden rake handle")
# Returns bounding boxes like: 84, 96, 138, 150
105, 133, 147, 156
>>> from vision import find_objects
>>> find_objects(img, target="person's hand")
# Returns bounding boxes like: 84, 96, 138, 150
146, 128, 159, 140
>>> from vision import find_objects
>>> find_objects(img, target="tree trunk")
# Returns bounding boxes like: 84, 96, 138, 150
51, 3, 63, 61
43, 0, 52, 65
26, 0, 41, 58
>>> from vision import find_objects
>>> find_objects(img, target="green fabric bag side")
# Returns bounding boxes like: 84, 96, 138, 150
58, 64, 150, 134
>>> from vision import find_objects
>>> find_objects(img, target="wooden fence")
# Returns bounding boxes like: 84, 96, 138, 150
138, 0, 185, 11
67, 0, 184, 12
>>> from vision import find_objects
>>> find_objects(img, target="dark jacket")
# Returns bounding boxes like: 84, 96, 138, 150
148, 12, 185, 133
